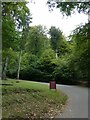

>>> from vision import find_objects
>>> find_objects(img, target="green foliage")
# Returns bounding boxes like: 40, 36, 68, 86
7, 49, 18, 74
5, 23, 88, 84
49, 26, 62, 51
47, 1, 89, 16
69, 23, 89, 81
25, 25, 50, 57
2, 2, 31, 50
2, 2, 32, 79
58, 35, 71, 56
47, 1, 89, 85
19, 49, 57, 81
39, 49, 57, 80
2, 2, 88, 85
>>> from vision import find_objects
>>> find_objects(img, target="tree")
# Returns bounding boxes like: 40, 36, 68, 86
47, 1, 89, 85
2, 3, 16, 79
2, 2, 32, 79
49, 26, 62, 60
47, 1, 89, 16
25, 25, 50, 57
58, 35, 71, 57
70, 23, 89, 81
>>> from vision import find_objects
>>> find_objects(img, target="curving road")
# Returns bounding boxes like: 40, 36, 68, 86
56, 84, 88, 118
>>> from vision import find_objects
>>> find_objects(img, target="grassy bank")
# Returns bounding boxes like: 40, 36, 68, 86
2, 79, 68, 119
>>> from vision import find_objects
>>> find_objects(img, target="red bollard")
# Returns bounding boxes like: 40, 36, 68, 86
50, 81, 56, 89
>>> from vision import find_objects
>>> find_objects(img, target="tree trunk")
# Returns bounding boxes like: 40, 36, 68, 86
2, 57, 8, 80
17, 49, 22, 80
56, 49, 58, 60
88, 8, 90, 23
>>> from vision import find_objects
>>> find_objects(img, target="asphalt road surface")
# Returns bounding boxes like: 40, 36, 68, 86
56, 84, 88, 118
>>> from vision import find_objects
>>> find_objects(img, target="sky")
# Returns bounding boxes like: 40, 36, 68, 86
26, 0, 88, 37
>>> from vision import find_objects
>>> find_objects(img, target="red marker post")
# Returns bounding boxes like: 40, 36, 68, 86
50, 81, 56, 89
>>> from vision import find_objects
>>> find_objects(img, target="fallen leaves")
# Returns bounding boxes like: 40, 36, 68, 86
2, 86, 67, 119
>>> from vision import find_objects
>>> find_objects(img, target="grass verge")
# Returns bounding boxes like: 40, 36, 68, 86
2, 79, 68, 119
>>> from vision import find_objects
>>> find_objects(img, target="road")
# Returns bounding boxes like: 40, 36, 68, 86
56, 84, 88, 118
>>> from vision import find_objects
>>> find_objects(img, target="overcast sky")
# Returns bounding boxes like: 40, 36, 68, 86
27, 0, 88, 37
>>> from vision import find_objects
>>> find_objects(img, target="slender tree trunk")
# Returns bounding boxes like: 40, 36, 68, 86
56, 49, 58, 60
88, 8, 90, 23
17, 49, 22, 80
2, 57, 8, 80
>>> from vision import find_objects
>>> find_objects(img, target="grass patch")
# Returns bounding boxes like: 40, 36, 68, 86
2, 79, 68, 119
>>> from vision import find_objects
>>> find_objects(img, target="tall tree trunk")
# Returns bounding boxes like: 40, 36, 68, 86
88, 8, 90, 23
2, 57, 8, 80
17, 49, 22, 80
56, 49, 58, 60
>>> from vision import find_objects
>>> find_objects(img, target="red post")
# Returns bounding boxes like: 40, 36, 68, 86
50, 81, 56, 89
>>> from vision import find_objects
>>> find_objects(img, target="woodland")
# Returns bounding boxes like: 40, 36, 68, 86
2, 2, 89, 85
